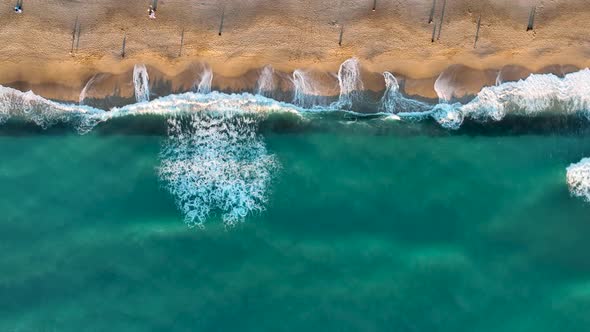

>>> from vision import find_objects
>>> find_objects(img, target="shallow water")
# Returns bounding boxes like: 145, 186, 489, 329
2, 116, 590, 331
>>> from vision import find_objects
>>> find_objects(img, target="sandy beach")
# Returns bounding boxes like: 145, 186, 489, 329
0, 0, 588, 102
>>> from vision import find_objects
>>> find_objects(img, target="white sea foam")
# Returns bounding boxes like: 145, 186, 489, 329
79, 74, 99, 105
430, 103, 464, 130
567, 158, 590, 202
1, 68, 590, 133
434, 71, 454, 103
429, 69, 590, 129
336, 57, 364, 108
117, 92, 296, 226
111, 91, 303, 118
195, 66, 213, 94
159, 111, 279, 227
3, 68, 590, 225
0, 85, 106, 133
384, 114, 401, 121
380, 72, 432, 114
256, 65, 275, 96
495, 69, 503, 86
133, 64, 150, 103
292, 69, 320, 108
0, 85, 305, 134
0, 89, 301, 226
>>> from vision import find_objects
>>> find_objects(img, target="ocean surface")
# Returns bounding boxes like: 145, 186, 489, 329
2, 65, 590, 331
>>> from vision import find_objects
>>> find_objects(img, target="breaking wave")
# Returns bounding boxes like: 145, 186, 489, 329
567, 158, 590, 202
0, 87, 308, 132
0, 90, 301, 226
3, 65, 590, 222
6, 66, 587, 133
428, 69, 590, 129
114, 93, 302, 226
0, 85, 106, 133
463, 69, 590, 120
3, 64, 590, 132
110, 91, 303, 117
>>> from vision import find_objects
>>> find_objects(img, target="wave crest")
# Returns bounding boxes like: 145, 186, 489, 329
0, 86, 106, 133
422, 69, 590, 129
112, 91, 303, 117
3, 67, 590, 133
460, 69, 590, 122
431, 103, 464, 130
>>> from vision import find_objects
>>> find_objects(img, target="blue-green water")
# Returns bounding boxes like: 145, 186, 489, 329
2, 113, 590, 331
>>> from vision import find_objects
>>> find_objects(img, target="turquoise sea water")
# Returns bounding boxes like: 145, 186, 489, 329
2, 110, 590, 331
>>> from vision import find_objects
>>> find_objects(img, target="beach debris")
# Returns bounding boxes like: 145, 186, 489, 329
14, 0, 23, 13
527, 6, 536, 31
437, 0, 446, 40
428, 0, 436, 23
218, 8, 225, 36
431, 19, 437, 42
372, 0, 377, 12
338, 24, 344, 46
474, 14, 481, 48
179, 28, 185, 57
121, 33, 127, 58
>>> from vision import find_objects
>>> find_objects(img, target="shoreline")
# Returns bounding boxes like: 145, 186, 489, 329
0, 0, 588, 102
1, 61, 582, 107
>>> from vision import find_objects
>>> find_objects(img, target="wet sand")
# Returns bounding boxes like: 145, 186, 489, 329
0, 0, 588, 102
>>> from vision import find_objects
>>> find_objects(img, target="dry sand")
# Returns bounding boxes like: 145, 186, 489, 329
0, 0, 588, 102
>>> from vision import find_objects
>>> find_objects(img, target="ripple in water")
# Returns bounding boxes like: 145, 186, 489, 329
567, 158, 590, 202
158, 111, 279, 227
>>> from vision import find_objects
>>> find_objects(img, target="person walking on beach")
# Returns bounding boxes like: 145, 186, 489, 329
148, 0, 157, 19
148, 5, 156, 19
14, 0, 23, 13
